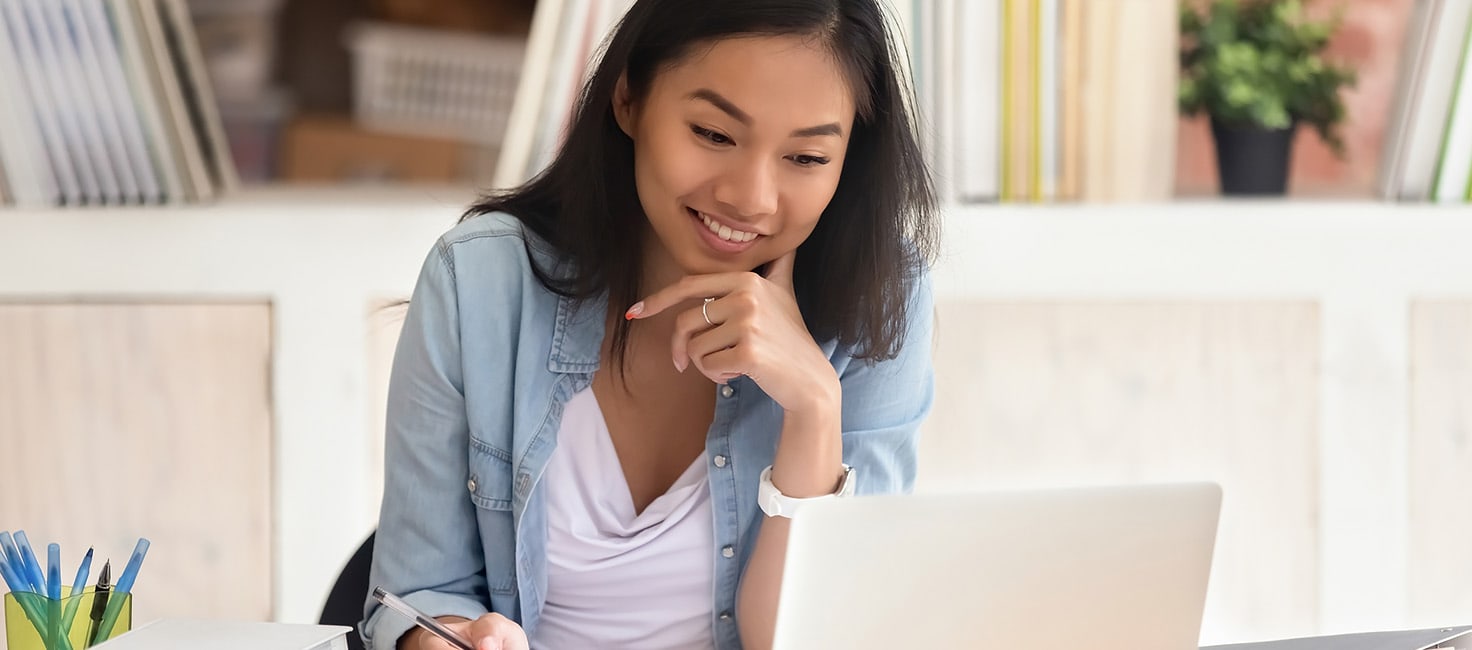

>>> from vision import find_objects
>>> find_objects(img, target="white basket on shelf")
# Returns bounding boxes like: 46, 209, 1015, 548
346, 22, 526, 146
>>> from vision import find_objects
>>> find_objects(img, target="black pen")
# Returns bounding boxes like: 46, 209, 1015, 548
86, 560, 111, 648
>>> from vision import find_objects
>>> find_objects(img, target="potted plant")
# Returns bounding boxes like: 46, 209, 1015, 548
1179, 0, 1356, 195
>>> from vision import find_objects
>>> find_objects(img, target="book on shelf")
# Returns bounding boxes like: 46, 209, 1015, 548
910, 0, 1177, 205
1, 0, 89, 204
952, 0, 1000, 203
0, 0, 235, 208
33, 0, 125, 204
493, 0, 633, 189
1056, 0, 1084, 202
0, 150, 10, 205
1432, 11, 1472, 203
1001, 0, 1033, 202
0, 0, 59, 207
1379, 0, 1472, 202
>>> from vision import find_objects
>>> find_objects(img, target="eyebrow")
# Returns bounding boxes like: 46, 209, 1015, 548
688, 88, 844, 138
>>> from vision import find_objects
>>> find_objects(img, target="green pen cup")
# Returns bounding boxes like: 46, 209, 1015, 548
3, 587, 131, 650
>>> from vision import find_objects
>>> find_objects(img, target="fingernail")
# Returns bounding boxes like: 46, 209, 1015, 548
674, 357, 684, 373
625, 302, 644, 320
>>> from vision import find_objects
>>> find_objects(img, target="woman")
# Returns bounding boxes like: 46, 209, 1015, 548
363, 0, 938, 648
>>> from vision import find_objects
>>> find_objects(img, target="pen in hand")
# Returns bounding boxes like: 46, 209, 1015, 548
372, 587, 476, 650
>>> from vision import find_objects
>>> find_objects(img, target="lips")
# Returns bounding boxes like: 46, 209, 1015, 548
688, 207, 760, 242
686, 207, 762, 254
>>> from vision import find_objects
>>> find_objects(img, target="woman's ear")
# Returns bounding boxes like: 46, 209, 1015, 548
612, 72, 635, 137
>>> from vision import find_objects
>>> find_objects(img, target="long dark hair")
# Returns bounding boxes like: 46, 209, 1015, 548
465, 0, 938, 368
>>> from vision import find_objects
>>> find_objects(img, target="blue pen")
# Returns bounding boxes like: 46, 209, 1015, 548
13, 531, 48, 594
47, 543, 62, 600
0, 551, 29, 593
95, 538, 148, 641
1, 531, 31, 591
0, 531, 19, 574
0, 555, 54, 646
111, 538, 148, 595
61, 547, 93, 631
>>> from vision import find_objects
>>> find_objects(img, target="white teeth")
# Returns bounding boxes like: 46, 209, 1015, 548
697, 211, 758, 243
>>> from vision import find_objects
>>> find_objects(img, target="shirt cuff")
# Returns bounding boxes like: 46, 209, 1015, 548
362, 589, 490, 650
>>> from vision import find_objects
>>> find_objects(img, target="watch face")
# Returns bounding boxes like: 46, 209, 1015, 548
836, 465, 856, 497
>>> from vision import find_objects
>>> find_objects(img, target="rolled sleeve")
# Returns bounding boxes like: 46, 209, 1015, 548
362, 240, 491, 650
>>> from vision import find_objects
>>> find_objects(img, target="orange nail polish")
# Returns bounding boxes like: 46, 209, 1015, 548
625, 302, 644, 320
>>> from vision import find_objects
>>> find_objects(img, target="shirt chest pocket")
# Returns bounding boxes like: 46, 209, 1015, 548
468, 438, 518, 595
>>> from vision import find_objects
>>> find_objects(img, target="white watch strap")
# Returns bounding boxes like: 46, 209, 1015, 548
757, 464, 855, 518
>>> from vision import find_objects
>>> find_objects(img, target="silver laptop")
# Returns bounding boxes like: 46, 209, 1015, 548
772, 482, 1222, 650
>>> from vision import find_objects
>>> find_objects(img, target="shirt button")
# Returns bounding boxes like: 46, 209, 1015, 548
720, 612, 732, 622
722, 545, 735, 558
720, 385, 734, 398
466, 477, 477, 493
713, 455, 727, 468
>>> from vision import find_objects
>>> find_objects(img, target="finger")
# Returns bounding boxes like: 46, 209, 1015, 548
501, 632, 531, 650
697, 346, 760, 384
420, 631, 470, 650
626, 273, 748, 320
763, 249, 797, 293
480, 616, 529, 650
465, 614, 524, 650
670, 300, 719, 372
425, 621, 474, 650
685, 323, 744, 381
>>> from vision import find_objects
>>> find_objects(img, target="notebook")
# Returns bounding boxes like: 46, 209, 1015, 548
92, 618, 350, 649
771, 482, 1222, 650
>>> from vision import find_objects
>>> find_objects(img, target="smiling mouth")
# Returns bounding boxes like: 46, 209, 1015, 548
687, 207, 761, 243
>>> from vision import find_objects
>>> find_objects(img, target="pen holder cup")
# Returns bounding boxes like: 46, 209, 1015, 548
4, 588, 131, 650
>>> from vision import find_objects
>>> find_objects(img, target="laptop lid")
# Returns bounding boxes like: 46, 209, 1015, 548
771, 482, 1222, 650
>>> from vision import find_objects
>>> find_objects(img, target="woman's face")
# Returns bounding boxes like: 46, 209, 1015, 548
615, 35, 855, 278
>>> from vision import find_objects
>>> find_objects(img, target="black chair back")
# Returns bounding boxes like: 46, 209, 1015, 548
319, 532, 375, 650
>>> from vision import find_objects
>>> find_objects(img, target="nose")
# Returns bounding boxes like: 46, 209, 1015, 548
713, 154, 778, 219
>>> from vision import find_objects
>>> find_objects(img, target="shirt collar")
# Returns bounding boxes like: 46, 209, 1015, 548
548, 292, 607, 374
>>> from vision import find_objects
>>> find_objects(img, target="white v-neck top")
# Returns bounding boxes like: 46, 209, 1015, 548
527, 387, 716, 650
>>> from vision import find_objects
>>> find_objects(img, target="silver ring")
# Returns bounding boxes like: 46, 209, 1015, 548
702, 297, 716, 326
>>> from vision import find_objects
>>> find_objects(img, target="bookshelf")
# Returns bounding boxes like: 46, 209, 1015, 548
4, 188, 1472, 640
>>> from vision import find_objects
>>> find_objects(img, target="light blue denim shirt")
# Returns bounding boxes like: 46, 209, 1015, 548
362, 212, 934, 650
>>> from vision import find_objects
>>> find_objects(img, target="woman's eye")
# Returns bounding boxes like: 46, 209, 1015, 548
791, 154, 831, 167
691, 125, 731, 145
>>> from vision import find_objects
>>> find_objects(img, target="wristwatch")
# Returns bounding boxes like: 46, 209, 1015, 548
757, 464, 856, 518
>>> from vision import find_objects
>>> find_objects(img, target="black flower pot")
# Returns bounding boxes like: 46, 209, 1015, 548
1210, 117, 1296, 195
